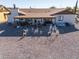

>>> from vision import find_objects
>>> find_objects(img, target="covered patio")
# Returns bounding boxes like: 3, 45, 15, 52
14, 15, 56, 26
13, 15, 57, 36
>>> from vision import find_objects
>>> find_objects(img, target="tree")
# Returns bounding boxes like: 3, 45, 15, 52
50, 6, 56, 9
66, 7, 72, 11
65, 7, 73, 13
73, 0, 78, 14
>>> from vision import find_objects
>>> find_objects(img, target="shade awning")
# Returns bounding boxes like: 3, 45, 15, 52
14, 16, 55, 19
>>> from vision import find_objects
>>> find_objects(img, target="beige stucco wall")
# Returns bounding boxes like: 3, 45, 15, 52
0, 12, 8, 23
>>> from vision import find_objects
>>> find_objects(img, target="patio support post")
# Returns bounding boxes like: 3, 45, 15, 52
32, 18, 34, 25
53, 18, 57, 32
41, 18, 43, 24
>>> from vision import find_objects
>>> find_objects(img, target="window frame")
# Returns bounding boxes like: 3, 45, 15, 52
58, 16, 64, 21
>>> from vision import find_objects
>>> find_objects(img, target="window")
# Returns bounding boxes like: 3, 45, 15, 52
4, 14, 6, 19
58, 16, 64, 21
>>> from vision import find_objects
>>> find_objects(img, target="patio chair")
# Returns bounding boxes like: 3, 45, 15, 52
48, 31, 51, 36
53, 25, 57, 33
34, 27, 39, 34
22, 29, 28, 36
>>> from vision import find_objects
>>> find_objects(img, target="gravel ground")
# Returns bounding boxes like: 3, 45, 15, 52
0, 32, 79, 59
0, 24, 79, 59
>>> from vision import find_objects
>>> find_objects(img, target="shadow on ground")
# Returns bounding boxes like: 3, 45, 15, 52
57, 25, 79, 34
0, 24, 52, 37
0, 24, 79, 37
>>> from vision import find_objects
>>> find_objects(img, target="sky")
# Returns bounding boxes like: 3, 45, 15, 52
0, 0, 78, 8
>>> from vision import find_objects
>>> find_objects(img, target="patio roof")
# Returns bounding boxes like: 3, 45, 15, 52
14, 14, 55, 19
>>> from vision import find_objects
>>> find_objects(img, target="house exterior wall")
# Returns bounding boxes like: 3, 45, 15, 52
55, 14, 76, 25
0, 12, 8, 23
8, 8, 19, 24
